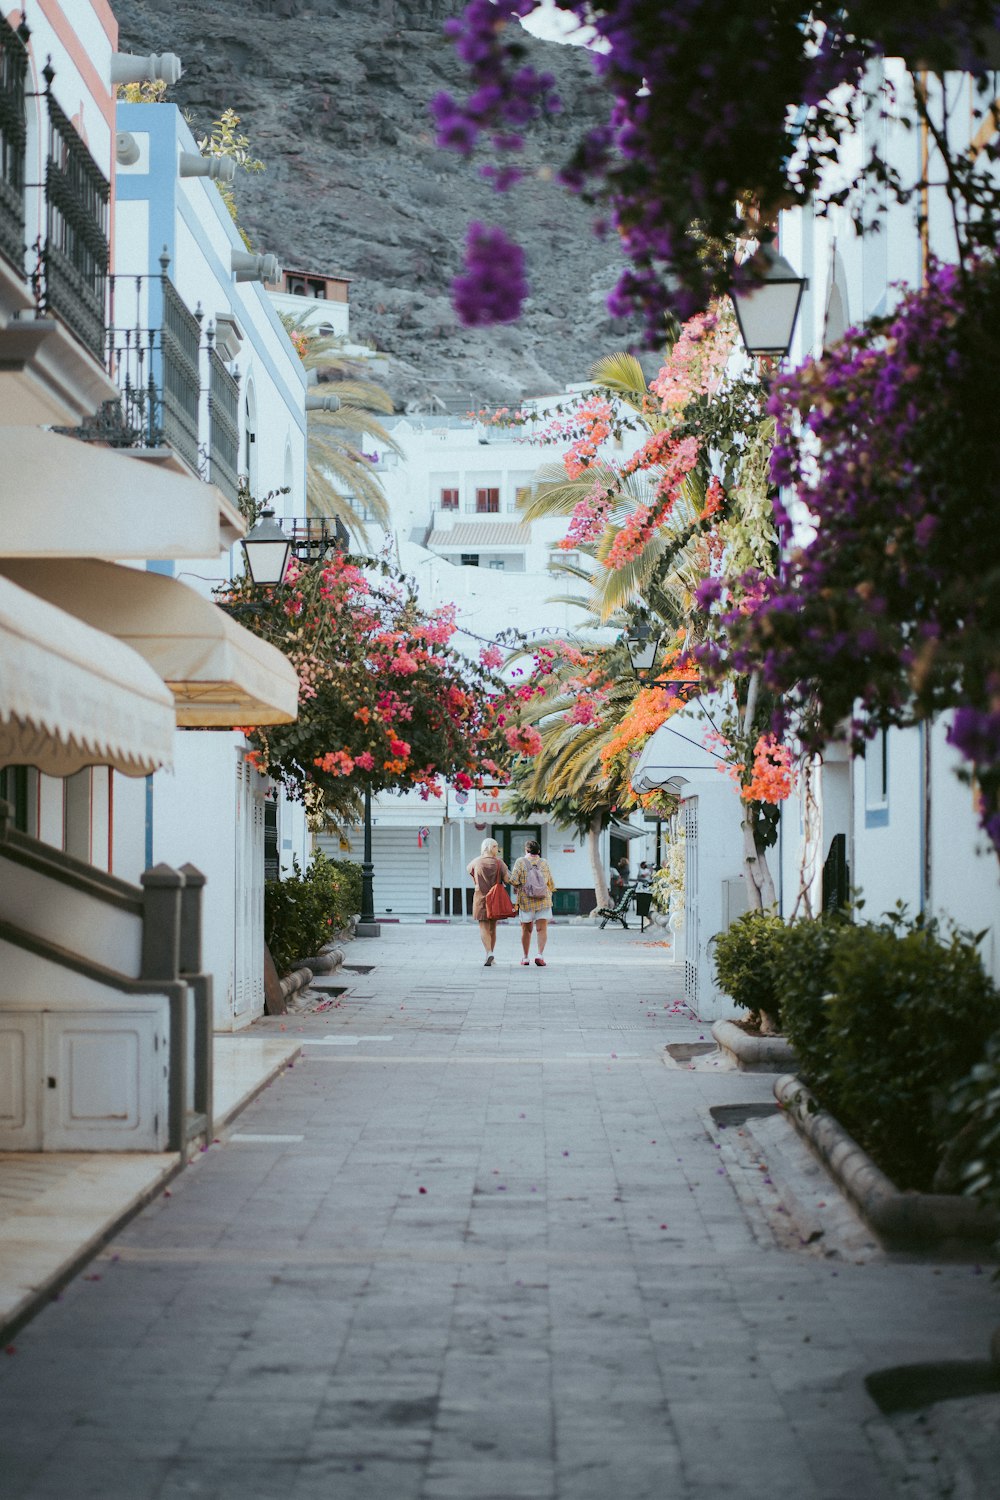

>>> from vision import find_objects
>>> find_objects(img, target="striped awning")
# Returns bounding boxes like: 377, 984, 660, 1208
0, 576, 175, 777
426, 521, 531, 548
0, 560, 299, 729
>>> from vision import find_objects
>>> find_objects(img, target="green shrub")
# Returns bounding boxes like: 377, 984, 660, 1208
941, 1028, 1000, 1205
782, 910, 998, 1191
712, 908, 788, 1026
264, 851, 361, 975
776, 912, 847, 1090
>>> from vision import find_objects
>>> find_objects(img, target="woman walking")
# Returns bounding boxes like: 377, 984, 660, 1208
510, 839, 556, 966
466, 837, 511, 966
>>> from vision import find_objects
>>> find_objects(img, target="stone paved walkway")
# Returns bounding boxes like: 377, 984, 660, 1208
1, 923, 996, 1499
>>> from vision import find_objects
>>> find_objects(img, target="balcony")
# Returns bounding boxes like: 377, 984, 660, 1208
286, 516, 349, 562
103, 257, 202, 475
62, 256, 242, 510
41, 84, 110, 365
0, 50, 118, 423
0, 15, 29, 306
207, 335, 240, 506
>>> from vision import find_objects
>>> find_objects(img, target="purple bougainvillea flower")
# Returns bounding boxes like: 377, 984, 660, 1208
452, 222, 529, 326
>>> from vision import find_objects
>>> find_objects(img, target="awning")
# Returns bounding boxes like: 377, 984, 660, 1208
426, 521, 531, 548
610, 819, 646, 841
631, 695, 730, 794
0, 576, 175, 777
0, 560, 299, 728
0, 427, 245, 559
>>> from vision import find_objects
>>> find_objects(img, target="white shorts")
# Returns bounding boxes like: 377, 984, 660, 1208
520, 907, 552, 925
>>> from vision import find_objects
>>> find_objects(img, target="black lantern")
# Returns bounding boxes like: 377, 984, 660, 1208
241, 508, 291, 586
731, 243, 807, 358
624, 620, 662, 677
625, 620, 701, 700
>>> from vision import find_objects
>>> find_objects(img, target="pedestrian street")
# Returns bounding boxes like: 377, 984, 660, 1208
1, 922, 996, 1500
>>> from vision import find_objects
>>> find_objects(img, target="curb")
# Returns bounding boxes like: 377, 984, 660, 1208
712, 1019, 796, 1073
0, 1155, 183, 1347
214, 1043, 303, 1132
280, 966, 313, 1001
774, 1074, 1000, 1252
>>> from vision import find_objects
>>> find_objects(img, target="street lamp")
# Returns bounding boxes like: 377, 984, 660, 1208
624, 621, 702, 701
241, 508, 291, 586
356, 785, 380, 938
730, 242, 807, 358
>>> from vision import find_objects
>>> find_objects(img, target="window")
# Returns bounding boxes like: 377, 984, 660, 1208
440, 488, 459, 511
0, 766, 36, 836
475, 487, 500, 514
460, 553, 480, 567
63, 769, 92, 862
864, 729, 889, 826
488, 559, 505, 571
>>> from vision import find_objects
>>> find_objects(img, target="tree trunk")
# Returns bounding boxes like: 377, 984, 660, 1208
741, 815, 777, 911
587, 813, 611, 909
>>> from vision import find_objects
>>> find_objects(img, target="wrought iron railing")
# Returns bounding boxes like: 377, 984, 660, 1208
160, 272, 201, 470
207, 335, 240, 505
41, 80, 109, 362
102, 257, 201, 473
286, 516, 348, 562
0, 16, 28, 274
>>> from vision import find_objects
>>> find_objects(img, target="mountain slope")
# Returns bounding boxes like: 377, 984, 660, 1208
113, 0, 636, 408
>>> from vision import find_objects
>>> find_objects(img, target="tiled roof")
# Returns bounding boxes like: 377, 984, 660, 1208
426, 522, 531, 548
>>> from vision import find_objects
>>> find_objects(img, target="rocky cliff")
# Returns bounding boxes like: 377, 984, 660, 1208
112, 0, 635, 409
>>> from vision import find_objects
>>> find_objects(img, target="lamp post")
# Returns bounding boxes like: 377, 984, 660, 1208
355, 785, 380, 937
730, 241, 807, 359
624, 621, 702, 701
241, 507, 291, 586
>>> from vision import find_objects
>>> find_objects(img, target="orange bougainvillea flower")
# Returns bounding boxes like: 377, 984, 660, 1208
741, 734, 795, 804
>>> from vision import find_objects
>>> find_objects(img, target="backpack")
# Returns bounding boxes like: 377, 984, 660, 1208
523, 858, 547, 899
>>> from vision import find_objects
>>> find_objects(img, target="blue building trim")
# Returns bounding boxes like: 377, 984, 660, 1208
116, 104, 306, 432
864, 806, 889, 829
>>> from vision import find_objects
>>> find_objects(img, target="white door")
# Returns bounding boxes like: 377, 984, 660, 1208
0, 1014, 41, 1149
234, 757, 266, 1019
683, 798, 699, 1010
41, 1009, 167, 1151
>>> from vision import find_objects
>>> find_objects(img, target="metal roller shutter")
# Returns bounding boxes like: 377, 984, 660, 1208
317, 826, 432, 915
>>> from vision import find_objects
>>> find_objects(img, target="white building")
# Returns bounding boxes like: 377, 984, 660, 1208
634, 63, 1000, 1018
0, 6, 301, 1155
113, 97, 312, 1028
301, 385, 655, 916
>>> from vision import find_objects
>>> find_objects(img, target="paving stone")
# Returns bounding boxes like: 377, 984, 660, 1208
0, 924, 997, 1497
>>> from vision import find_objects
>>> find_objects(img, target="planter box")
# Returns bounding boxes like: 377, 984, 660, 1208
775, 1074, 1000, 1252
712, 1018, 796, 1073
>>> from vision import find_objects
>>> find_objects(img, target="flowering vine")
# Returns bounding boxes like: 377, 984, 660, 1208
219, 554, 511, 820
703, 256, 1000, 854
434, 1, 1000, 338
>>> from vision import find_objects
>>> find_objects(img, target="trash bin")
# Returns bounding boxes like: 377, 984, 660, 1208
634, 891, 653, 930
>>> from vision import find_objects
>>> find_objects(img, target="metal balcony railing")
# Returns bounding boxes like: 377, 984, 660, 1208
41, 79, 109, 362
207, 334, 240, 506
0, 16, 28, 275
103, 255, 202, 473
287, 516, 349, 562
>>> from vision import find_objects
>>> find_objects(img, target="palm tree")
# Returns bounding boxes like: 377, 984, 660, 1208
505, 632, 653, 908
280, 312, 404, 546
